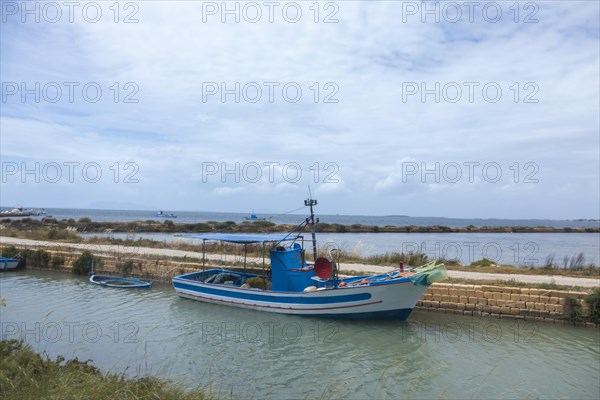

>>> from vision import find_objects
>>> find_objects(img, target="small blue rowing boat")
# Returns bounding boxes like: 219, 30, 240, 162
0, 256, 21, 271
89, 275, 152, 288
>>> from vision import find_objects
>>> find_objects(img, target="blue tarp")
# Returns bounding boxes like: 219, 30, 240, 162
175, 233, 298, 244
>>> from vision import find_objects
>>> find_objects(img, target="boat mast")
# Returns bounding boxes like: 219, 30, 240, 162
304, 198, 318, 261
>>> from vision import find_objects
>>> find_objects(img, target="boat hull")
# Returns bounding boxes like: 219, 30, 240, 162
0, 257, 20, 271
172, 275, 427, 320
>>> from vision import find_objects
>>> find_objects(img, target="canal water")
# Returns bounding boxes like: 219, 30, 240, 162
1, 270, 599, 399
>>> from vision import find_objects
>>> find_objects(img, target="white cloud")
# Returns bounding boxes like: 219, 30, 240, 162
1, 1, 598, 218
212, 186, 246, 196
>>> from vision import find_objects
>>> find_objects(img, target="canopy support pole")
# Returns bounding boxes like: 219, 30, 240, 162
262, 242, 265, 276
202, 239, 206, 272
304, 198, 318, 262
244, 243, 247, 273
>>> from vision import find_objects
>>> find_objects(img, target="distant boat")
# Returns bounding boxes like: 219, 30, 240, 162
89, 275, 152, 288
1, 207, 36, 217
0, 256, 21, 271
244, 212, 270, 221
155, 210, 177, 218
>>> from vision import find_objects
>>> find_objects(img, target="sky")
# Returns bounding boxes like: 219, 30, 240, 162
1, 0, 599, 219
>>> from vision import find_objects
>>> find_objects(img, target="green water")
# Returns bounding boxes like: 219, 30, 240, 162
1, 270, 598, 399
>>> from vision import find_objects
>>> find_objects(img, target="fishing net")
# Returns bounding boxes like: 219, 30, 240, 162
409, 261, 448, 286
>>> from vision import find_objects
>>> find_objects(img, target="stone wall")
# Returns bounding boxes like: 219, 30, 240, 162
417, 283, 597, 327
2, 246, 264, 282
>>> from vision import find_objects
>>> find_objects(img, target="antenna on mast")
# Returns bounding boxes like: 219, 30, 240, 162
304, 188, 319, 262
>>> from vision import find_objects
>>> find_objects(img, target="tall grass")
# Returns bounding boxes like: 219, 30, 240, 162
0, 340, 216, 400
544, 252, 595, 270
0, 226, 80, 242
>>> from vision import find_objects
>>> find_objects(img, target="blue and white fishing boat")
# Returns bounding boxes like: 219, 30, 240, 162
0, 256, 21, 271
244, 212, 269, 221
173, 199, 446, 319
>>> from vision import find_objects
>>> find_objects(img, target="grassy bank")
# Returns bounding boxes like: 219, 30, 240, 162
0, 340, 215, 400
1, 215, 598, 235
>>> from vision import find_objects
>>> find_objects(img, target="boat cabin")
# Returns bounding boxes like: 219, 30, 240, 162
271, 243, 316, 292
177, 233, 324, 292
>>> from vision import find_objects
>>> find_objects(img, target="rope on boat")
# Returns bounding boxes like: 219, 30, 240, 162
276, 205, 307, 216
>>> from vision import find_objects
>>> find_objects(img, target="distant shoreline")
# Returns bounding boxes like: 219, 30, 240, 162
2, 207, 599, 230
2, 207, 599, 221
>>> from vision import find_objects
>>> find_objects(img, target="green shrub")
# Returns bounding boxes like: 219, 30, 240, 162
564, 298, 584, 322
251, 220, 275, 228
215, 221, 236, 230
116, 260, 141, 275
29, 250, 50, 268
45, 228, 79, 241
437, 257, 460, 266
404, 252, 429, 267
1, 245, 19, 258
72, 251, 101, 275
470, 258, 495, 267
584, 288, 600, 324
51, 254, 66, 269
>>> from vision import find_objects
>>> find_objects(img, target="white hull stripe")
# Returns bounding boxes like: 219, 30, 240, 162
176, 289, 383, 311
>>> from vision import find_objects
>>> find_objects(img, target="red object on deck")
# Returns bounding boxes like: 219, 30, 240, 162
315, 257, 333, 279
399, 261, 404, 272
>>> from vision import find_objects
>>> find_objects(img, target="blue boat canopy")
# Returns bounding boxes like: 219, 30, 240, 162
176, 233, 298, 244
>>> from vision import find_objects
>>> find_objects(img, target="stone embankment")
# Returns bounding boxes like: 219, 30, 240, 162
415, 283, 597, 327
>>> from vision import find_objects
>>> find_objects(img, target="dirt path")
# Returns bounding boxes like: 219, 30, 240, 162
2, 236, 599, 287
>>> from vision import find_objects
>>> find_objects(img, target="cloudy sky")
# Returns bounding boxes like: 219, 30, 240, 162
1, 1, 598, 218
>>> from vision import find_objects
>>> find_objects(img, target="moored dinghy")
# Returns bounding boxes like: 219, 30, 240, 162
89, 275, 152, 288
172, 198, 446, 320
88, 259, 152, 288
0, 256, 21, 271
